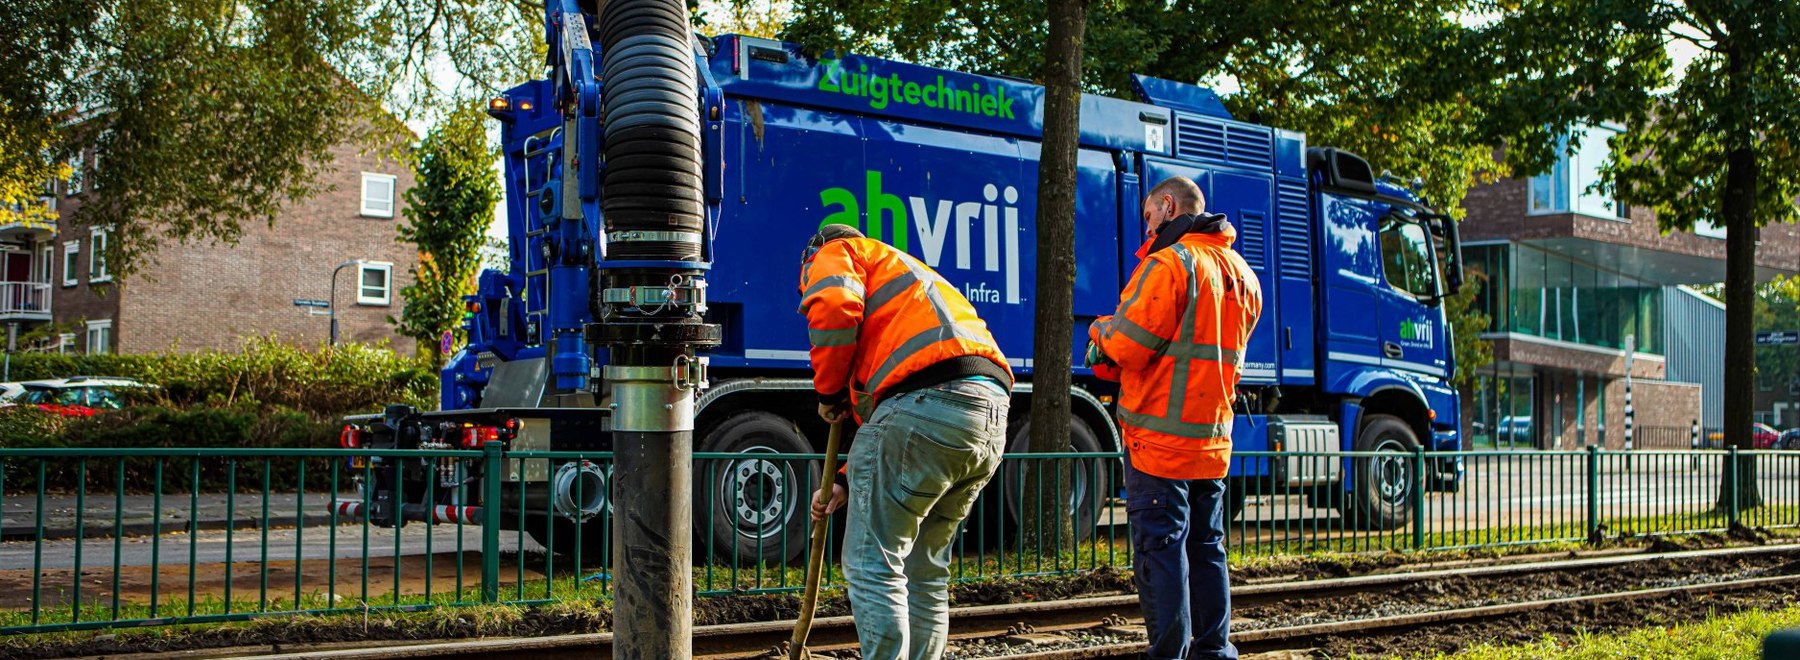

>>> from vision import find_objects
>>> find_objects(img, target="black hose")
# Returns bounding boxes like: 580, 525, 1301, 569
599, 0, 704, 261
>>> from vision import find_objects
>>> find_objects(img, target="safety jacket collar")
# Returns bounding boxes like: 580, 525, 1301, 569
1135, 212, 1236, 260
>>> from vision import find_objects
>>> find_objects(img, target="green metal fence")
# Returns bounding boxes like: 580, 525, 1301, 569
2, 446, 1797, 635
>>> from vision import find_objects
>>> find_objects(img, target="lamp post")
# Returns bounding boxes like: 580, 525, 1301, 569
329, 259, 366, 346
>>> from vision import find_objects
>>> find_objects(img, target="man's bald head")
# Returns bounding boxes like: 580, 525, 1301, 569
1146, 176, 1205, 215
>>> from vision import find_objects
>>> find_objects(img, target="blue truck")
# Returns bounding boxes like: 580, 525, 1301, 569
342, 24, 1466, 565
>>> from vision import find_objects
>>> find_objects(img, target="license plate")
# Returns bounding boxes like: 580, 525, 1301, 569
350, 456, 369, 469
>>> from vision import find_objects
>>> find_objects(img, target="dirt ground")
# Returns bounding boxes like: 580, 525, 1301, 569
0, 551, 560, 610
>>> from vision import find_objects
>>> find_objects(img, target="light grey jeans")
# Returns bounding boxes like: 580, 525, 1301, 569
841, 377, 1010, 660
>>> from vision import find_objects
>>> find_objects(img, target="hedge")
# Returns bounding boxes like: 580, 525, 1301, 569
2, 404, 343, 493
5, 335, 438, 417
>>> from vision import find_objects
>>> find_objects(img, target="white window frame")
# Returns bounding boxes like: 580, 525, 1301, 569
356, 261, 393, 306
66, 150, 85, 196
62, 241, 79, 287
57, 333, 76, 354
360, 172, 397, 218
38, 245, 52, 284
88, 228, 110, 283
85, 319, 113, 354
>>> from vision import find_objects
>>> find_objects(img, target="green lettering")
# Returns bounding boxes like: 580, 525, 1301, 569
982, 91, 996, 116
866, 170, 908, 250
923, 83, 938, 108
818, 60, 841, 92
820, 186, 860, 231
870, 75, 889, 109
953, 89, 971, 112
903, 81, 921, 105
997, 93, 1015, 119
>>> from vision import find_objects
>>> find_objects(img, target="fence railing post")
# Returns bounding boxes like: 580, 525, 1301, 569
482, 441, 504, 603
1586, 445, 1602, 545
1411, 447, 1427, 551
1728, 445, 1741, 529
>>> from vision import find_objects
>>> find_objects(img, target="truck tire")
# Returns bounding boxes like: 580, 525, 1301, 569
1344, 414, 1419, 531
987, 415, 1111, 547
694, 411, 815, 567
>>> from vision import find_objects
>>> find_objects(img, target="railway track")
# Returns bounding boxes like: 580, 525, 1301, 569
224, 543, 1800, 660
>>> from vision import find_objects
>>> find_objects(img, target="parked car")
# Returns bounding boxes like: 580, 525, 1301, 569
0, 382, 24, 403
1777, 428, 1800, 450
1755, 423, 1782, 449
5, 377, 155, 417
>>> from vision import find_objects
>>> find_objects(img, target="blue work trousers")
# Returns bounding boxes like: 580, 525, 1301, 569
1124, 452, 1237, 660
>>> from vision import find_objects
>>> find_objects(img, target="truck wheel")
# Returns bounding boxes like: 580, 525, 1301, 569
1344, 414, 1419, 531
694, 411, 814, 567
989, 415, 1111, 546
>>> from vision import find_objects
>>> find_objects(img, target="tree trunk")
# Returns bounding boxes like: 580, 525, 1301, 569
1717, 37, 1763, 512
1024, 0, 1088, 550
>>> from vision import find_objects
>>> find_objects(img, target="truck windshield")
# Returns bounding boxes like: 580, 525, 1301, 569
1378, 214, 1439, 299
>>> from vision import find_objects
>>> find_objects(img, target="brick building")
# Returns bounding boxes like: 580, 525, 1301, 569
22, 128, 418, 356
1459, 123, 1800, 449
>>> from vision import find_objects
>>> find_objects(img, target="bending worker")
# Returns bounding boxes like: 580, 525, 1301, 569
799, 223, 1013, 660
1087, 176, 1262, 660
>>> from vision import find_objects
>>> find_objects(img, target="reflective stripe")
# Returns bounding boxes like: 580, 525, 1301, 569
1166, 245, 1200, 422
1116, 317, 1170, 354
808, 326, 859, 347
1165, 342, 1241, 365
864, 273, 917, 317
1106, 260, 1164, 340
1119, 409, 1233, 440
803, 274, 865, 301
898, 253, 956, 326
865, 322, 991, 395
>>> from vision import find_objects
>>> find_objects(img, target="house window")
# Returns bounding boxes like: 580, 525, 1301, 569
1526, 125, 1628, 219
85, 319, 112, 354
357, 262, 392, 305
38, 245, 52, 284
57, 333, 75, 354
360, 173, 397, 218
89, 228, 110, 283
66, 150, 85, 196
62, 241, 79, 287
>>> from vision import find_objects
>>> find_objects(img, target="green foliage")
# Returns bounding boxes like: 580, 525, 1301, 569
394, 104, 499, 367
768, 1, 1666, 220
1752, 276, 1800, 395
1, 0, 542, 280
1598, 4, 1800, 234
1427, 603, 1800, 659
1, 404, 340, 493
1446, 266, 1494, 387
6, 335, 437, 417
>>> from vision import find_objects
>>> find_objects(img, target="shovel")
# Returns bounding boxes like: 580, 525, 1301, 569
788, 420, 845, 660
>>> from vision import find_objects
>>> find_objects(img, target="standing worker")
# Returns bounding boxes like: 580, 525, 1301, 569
1087, 176, 1261, 660
798, 223, 1013, 660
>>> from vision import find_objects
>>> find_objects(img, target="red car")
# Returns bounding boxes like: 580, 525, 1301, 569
1756, 423, 1781, 449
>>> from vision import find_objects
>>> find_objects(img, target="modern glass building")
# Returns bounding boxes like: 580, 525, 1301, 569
1456, 124, 1800, 449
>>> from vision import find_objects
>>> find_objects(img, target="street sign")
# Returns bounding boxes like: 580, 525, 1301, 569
1757, 331, 1800, 346
293, 298, 331, 309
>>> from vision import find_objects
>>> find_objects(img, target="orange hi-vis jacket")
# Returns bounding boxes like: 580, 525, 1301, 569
1090, 224, 1262, 480
799, 236, 1012, 420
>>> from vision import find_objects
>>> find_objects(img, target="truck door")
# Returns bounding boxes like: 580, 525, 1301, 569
1318, 193, 1384, 370
1373, 208, 1451, 379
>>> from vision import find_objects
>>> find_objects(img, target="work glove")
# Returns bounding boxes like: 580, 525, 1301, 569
1084, 341, 1114, 368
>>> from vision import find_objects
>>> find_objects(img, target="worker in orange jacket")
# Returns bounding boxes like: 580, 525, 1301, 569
799, 223, 1013, 660
1087, 176, 1261, 660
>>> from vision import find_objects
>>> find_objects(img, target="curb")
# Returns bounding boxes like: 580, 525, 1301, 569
1, 513, 344, 543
